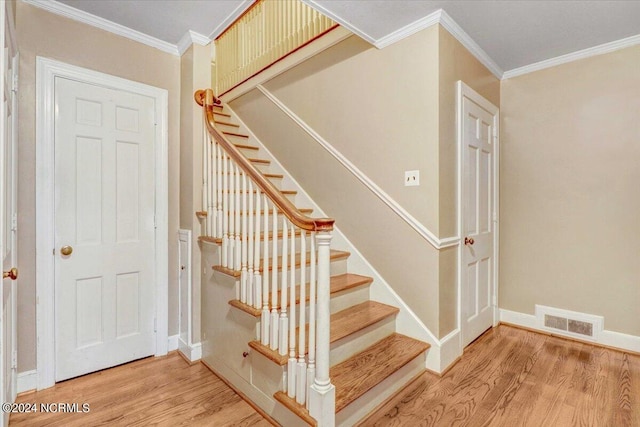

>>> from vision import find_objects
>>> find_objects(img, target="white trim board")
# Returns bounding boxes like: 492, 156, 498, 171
35, 57, 169, 390
17, 371, 37, 394
177, 30, 211, 56
255, 85, 459, 251
499, 309, 640, 354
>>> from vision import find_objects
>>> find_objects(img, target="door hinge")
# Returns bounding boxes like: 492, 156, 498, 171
11, 213, 17, 231
11, 350, 17, 370
492, 295, 497, 306
154, 318, 157, 332
12, 73, 18, 93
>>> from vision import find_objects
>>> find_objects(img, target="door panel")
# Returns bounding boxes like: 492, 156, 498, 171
54, 78, 156, 381
461, 93, 497, 348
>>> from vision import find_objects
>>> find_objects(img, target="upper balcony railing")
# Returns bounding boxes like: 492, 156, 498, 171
215, 0, 338, 95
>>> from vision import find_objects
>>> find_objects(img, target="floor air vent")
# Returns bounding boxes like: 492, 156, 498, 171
535, 305, 603, 341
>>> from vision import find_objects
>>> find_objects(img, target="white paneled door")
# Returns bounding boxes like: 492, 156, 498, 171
54, 78, 157, 381
0, 0, 18, 422
460, 84, 498, 348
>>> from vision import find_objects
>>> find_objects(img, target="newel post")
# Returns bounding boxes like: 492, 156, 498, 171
308, 230, 335, 426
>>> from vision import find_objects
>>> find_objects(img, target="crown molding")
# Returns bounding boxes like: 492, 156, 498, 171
177, 30, 211, 56
503, 32, 640, 79
23, 0, 180, 55
438, 10, 503, 79
374, 9, 441, 49
302, 0, 377, 46
301, 3, 503, 80
208, 0, 254, 40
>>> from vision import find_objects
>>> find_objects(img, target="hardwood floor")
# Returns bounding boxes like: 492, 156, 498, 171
10, 326, 640, 426
10, 352, 272, 427
359, 325, 640, 427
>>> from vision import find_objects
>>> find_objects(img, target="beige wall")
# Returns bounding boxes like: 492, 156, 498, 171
16, 2, 181, 371
180, 43, 212, 344
500, 45, 640, 336
437, 27, 500, 336
231, 30, 444, 334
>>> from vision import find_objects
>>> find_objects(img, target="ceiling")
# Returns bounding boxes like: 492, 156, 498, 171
46, 0, 640, 76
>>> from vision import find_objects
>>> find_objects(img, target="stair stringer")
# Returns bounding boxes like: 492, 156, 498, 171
224, 103, 458, 374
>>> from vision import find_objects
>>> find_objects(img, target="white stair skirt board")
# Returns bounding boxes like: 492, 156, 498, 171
224, 103, 457, 373
17, 371, 38, 394
499, 309, 640, 353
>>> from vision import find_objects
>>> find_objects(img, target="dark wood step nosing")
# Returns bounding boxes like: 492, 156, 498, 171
223, 131, 249, 138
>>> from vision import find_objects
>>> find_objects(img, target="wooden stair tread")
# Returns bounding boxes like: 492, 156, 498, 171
197, 207, 312, 218
213, 249, 349, 276
213, 111, 230, 118
233, 143, 259, 151
223, 131, 249, 138
222, 189, 296, 195
198, 235, 221, 245
213, 103, 224, 109
248, 299, 395, 367
214, 120, 240, 128
274, 392, 317, 426
230, 273, 373, 317
249, 158, 270, 164
332, 333, 430, 412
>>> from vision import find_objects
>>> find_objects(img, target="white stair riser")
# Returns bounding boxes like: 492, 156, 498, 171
330, 318, 395, 366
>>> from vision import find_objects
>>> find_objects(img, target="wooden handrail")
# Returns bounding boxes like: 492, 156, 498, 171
195, 89, 334, 232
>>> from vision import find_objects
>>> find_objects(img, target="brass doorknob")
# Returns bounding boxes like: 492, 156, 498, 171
3, 268, 18, 280
464, 237, 475, 246
60, 245, 73, 256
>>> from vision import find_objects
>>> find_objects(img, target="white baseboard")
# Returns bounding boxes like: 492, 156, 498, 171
499, 308, 640, 353
167, 334, 179, 352
17, 370, 38, 394
438, 329, 462, 372
178, 339, 202, 362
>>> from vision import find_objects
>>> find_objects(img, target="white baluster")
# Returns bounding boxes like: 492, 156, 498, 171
222, 152, 229, 268
270, 201, 279, 351
297, 231, 307, 404
235, 165, 241, 271
254, 188, 262, 310
216, 145, 223, 240
246, 180, 254, 308
240, 171, 248, 304
308, 231, 335, 425
287, 223, 297, 398
256, 194, 271, 345
202, 123, 208, 236
306, 231, 316, 409
209, 137, 217, 238
279, 218, 289, 358
229, 157, 235, 271
261, 195, 270, 346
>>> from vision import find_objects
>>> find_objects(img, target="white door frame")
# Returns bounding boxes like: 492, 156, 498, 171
35, 57, 169, 390
456, 81, 500, 349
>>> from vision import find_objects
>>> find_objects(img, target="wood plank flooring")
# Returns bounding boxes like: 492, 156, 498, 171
10, 352, 271, 427
10, 325, 639, 426
359, 325, 640, 427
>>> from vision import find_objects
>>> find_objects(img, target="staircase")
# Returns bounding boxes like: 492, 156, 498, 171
196, 90, 430, 426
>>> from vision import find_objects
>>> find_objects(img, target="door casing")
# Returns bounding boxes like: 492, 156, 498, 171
35, 57, 169, 390
456, 80, 500, 350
